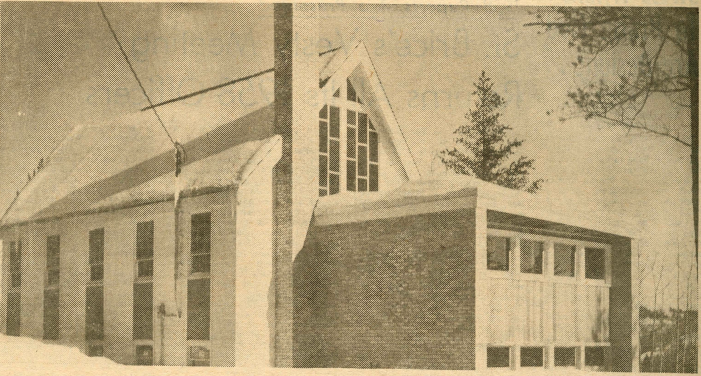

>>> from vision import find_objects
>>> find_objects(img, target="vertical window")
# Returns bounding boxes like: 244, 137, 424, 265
44, 235, 60, 340
585, 248, 606, 280
136, 221, 154, 278
554, 243, 576, 277
135, 345, 153, 366
191, 213, 211, 274
85, 285, 104, 341
188, 346, 211, 367
133, 282, 153, 340
520, 347, 544, 367
9, 241, 21, 288
487, 347, 510, 368
347, 78, 357, 102
487, 236, 510, 271
43, 289, 59, 340
89, 229, 104, 281
6, 292, 20, 336
554, 347, 577, 367
368, 122, 379, 192
187, 278, 210, 340
46, 235, 60, 286
520, 240, 544, 274
319, 105, 340, 196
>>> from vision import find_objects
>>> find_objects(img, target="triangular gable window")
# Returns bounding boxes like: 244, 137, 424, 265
333, 88, 340, 98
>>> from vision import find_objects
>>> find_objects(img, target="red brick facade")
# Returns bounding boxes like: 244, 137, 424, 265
293, 209, 476, 369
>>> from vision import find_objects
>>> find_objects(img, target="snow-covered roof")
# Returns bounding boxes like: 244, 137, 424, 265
314, 175, 637, 239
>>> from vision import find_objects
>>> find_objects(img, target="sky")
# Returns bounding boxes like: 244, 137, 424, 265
0, 3, 696, 308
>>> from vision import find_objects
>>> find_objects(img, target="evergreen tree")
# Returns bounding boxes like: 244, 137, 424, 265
440, 71, 543, 193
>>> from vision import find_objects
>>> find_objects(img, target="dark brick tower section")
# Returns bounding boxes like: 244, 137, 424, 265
293, 209, 477, 369
273, 3, 294, 367
609, 236, 633, 372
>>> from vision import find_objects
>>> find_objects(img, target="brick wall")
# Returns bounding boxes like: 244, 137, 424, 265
293, 208, 476, 369
609, 235, 633, 372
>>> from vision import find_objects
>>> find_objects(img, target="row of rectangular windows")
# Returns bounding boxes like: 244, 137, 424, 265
85, 344, 210, 366
487, 236, 607, 280
487, 345, 608, 369
6, 212, 212, 353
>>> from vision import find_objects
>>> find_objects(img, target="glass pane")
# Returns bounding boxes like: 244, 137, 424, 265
369, 164, 378, 191
333, 88, 340, 98
347, 127, 356, 159
487, 347, 510, 368
347, 160, 356, 191
319, 155, 328, 187
347, 110, 356, 125
43, 289, 60, 340
329, 140, 340, 172
358, 113, 368, 143
358, 178, 367, 192
187, 279, 210, 340
88, 344, 104, 357
369, 131, 378, 162
191, 254, 211, 274
521, 347, 543, 367
319, 105, 327, 119
11, 273, 21, 288
6, 292, 21, 336
319, 121, 328, 153
133, 283, 153, 340
487, 236, 510, 271
85, 285, 104, 340
520, 240, 544, 274
319, 188, 327, 197
136, 221, 154, 260
191, 213, 211, 257
135, 345, 153, 365
347, 79, 357, 102
90, 265, 104, 281
585, 346, 607, 368
47, 269, 60, 286
329, 174, 340, 195
585, 248, 606, 280
554, 243, 576, 277
47, 235, 60, 269
138, 260, 153, 278
329, 106, 340, 138
358, 145, 368, 176
89, 228, 104, 264
555, 347, 576, 367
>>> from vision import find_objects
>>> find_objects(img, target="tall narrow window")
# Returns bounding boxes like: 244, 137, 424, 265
134, 221, 153, 342
133, 283, 153, 340
487, 236, 510, 271
368, 121, 379, 191
44, 235, 60, 340
187, 278, 210, 340
85, 285, 104, 341
87, 228, 104, 352
136, 221, 154, 278
89, 229, 104, 281
319, 105, 341, 196
46, 235, 60, 286
191, 213, 211, 274
7, 241, 21, 336
9, 241, 21, 288
520, 240, 544, 274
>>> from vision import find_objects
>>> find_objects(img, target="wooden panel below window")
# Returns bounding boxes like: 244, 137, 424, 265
554, 283, 579, 342
485, 278, 513, 343
133, 283, 153, 340
43, 289, 59, 340
6, 292, 20, 336
584, 285, 609, 342
518, 280, 544, 343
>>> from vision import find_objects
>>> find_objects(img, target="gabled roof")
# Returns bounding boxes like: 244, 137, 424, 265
1, 72, 276, 227
313, 175, 638, 239
1, 42, 422, 227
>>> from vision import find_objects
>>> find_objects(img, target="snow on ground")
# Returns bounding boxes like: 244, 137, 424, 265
0, 334, 638, 376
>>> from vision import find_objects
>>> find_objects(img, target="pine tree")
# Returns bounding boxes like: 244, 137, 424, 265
440, 71, 543, 193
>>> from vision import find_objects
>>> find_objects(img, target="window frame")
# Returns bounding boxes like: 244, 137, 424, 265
89, 228, 105, 283
135, 221, 154, 281
190, 212, 212, 277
